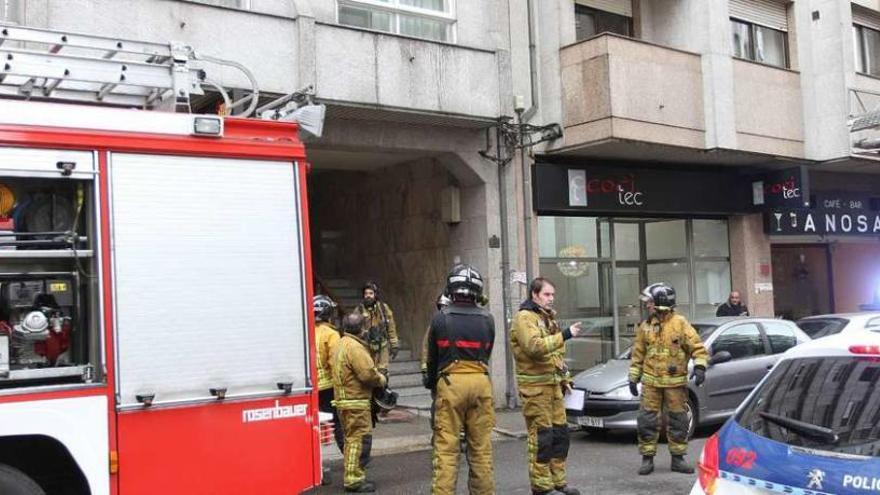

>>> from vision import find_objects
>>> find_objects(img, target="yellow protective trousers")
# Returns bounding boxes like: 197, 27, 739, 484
637, 384, 689, 457
431, 371, 495, 495
519, 384, 569, 492
339, 408, 373, 489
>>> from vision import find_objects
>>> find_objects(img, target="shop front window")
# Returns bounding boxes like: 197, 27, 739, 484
648, 262, 692, 318
694, 219, 730, 257
613, 221, 640, 261
695, 261, 732, 319
646, 220, 687, 259
537, 217, 732, 370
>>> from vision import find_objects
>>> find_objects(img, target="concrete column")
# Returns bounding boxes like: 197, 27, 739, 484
729, 214, 775, 317
446, 152, 511, 407
292, 0, 317, 90
796, 0, 854, 161
701, 0, 738, 150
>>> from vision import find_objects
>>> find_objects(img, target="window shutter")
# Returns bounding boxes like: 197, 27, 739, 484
575, 0, 632, 17
853, 6, 880, 32
729, 0, 789, 31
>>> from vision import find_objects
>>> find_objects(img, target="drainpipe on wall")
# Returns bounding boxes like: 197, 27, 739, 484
522, 0, 540, 122
502, 0, 541, 407
518, 108, 534, 286
493, 127, 518, 409
520, 0, 539, 284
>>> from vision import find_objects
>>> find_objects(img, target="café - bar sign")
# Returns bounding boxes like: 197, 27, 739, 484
534, 162, 751, 215
765, 192, 880, 236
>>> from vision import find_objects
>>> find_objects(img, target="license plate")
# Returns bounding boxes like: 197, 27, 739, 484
577, 416, 604, 428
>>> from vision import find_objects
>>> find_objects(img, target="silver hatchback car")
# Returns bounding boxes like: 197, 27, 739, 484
565, 317, 810, 437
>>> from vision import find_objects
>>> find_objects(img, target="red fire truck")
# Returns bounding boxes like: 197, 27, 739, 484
0, 24, 323, 494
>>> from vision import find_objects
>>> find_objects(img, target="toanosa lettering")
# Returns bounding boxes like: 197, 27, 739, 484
767, 210, 880, 236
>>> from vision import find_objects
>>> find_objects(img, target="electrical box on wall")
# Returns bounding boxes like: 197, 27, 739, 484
441, 186, 461, 224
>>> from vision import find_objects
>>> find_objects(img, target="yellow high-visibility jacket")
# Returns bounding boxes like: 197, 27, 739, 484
629, 312, 709, 388
331, 334, 387, 410
510, 300, 570, 387
316, 321, 341, 391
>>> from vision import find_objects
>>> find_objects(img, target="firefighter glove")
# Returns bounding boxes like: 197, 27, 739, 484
691, 365, 706, 386
629, 380, 639, 397
390, 345, 399, 360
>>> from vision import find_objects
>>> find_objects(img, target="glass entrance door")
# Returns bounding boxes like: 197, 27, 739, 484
538, 216, 732, 369
615, 264, 642, 353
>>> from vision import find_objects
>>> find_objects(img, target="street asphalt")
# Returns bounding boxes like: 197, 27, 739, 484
308, 427, 712, 494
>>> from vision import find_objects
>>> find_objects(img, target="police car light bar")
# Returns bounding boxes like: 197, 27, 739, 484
849, 345, 880, 355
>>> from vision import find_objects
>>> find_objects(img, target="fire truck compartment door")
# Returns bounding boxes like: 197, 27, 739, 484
109, 153, 309, 408
0, 146, 95, 179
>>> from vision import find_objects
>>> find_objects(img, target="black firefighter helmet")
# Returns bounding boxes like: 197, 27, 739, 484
445, 264, 484, 301
640, 282, 676, 311
373, 387, 399, 412
312, 294, 336, 322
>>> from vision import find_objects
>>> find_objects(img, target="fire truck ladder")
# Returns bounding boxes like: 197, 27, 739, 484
0, 23, 260, 115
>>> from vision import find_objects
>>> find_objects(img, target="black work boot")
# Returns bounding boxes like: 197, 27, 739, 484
671, 455, 695, 474
345, 481, 376, 493
638, 455, 655, 475
555, 485, 581, 495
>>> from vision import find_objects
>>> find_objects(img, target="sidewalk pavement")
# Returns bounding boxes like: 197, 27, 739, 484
320, 407, 528, 462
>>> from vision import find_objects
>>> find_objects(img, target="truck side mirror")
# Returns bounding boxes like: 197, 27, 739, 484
709, 350, 732, 366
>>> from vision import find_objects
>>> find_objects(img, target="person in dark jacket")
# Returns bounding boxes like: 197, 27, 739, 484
715, 291, 749, 317
426, 264, 496, 495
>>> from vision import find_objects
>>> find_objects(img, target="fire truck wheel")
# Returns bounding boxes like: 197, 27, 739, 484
0, 464, 45, 495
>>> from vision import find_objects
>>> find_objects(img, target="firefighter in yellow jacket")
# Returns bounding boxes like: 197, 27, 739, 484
426, 264, 496, 495
332, 312, 387, 493
628, 283, 709, 476
510, 277, 583, 495
314, 295, 344, 456
356, 281, 398, 376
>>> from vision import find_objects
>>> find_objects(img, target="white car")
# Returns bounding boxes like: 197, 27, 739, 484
797, 312, 880, 339
690, 332, 880, 494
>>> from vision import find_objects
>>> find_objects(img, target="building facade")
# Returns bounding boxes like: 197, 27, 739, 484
532, 0, 880, 371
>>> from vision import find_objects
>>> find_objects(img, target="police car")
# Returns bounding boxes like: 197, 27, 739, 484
690, 332, 880, 495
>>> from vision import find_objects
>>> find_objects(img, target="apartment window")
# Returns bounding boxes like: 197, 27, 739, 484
575, 5, 632, 41
338, 0, 455, 43
854, 24, 880, 77
731, 18, 788, 68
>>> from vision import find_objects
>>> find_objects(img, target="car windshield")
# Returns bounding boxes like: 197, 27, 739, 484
736, 356, 880, 457
797, 318, 848, 339
615, 324, 717, 359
